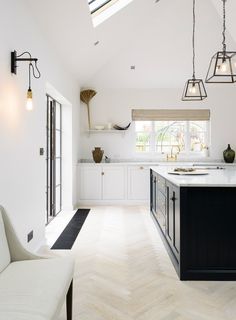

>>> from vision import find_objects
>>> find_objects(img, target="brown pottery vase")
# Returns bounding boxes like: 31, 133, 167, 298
92, 147, 104, 163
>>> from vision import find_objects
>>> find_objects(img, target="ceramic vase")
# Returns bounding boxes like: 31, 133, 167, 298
223, 144, 235, 163
92, 147, 104, 163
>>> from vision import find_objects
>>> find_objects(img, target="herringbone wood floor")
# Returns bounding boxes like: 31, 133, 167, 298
47, 206, 236, 320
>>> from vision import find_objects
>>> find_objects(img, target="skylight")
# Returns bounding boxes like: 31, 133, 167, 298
88, 0, 134, 27
88, 0, 112, 15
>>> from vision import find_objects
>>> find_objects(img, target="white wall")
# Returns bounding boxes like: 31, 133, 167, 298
0, 0, 80, 250
79, 87, 236, 161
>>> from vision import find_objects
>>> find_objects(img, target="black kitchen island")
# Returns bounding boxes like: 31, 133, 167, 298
150, 166, 236, 280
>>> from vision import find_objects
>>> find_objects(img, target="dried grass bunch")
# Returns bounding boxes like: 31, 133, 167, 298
80, 89, 97, 129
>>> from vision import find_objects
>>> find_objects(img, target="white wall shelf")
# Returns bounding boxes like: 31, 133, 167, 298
85, 129, 127, 137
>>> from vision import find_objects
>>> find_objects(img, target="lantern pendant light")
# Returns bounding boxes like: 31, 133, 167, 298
182, 0, 207, 101
206, 0, 236, 83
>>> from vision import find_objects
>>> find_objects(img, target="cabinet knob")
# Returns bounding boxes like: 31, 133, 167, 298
140, 166, 144, 170
101, 172, 105, 176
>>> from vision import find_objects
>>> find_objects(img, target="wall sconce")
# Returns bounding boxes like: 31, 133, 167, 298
11, 51, 41, 111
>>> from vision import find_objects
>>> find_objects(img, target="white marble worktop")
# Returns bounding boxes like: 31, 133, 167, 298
78, 160, 236, 167
150, 166, 236, 187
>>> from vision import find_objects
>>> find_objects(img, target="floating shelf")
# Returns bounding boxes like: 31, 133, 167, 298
85, 129, 127, 137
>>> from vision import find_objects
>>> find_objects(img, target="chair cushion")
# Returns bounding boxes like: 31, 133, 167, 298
0, 257, 74, 320
0, 212, 11, 273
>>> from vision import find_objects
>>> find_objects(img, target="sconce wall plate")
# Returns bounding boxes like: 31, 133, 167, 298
11, 50, 38, 75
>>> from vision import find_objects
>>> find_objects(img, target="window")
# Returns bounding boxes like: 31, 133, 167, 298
135, 120, 209, 156
88, 0, 134, 27
88, 0, 113, 15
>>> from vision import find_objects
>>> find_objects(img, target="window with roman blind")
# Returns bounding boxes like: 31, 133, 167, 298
132, 109, 210, 156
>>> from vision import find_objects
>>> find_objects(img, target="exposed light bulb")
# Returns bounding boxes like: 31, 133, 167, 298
189, 84, 196, 94
26, 88, 33, 111
221, 61, 227, 72
217, 60, 228, 73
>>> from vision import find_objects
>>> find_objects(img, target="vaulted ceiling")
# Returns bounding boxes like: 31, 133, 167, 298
25, 0, 236, 88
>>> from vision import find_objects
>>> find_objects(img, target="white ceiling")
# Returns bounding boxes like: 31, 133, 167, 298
25, 0, 236, 88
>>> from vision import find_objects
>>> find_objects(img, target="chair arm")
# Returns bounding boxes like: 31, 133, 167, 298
0, 206, 45, 262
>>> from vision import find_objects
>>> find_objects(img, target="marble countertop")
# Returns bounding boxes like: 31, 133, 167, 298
150, 166, 236, 187
78, 160, 236, 167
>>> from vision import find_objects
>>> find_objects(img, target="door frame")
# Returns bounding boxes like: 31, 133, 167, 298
46, 94, 62, 225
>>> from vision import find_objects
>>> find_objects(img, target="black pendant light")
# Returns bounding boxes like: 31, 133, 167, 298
206, 0, 236, 83
182, 0, 207, 101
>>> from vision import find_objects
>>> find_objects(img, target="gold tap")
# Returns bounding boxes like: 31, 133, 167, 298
166, 145, 181, 161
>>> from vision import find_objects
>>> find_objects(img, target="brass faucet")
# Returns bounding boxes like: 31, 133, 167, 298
166, 145, 181, 161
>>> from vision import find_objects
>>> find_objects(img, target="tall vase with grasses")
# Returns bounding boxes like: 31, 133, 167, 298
80, 89, 97, 129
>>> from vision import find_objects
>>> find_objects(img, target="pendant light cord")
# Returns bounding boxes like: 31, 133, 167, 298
28, 63, 32, 90
192, 0, 196, 80
222, 0, 226, 53
17, 51, 41, 81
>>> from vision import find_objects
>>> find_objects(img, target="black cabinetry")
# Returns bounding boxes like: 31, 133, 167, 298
166, 181, 180, 261
150, 169, 236, 280
150, 170, 180, 266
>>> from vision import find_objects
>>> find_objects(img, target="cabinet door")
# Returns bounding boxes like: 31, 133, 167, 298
128, 166, 150, 200
166, 182, 180, 259
151, 171, 157, 214
79, 166, 102, 200
166, 182, 174, 244
102, 166, 126, 200
173, 186, 180, 255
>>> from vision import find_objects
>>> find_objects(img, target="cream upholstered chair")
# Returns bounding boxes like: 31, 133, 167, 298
0, 205, 74, 320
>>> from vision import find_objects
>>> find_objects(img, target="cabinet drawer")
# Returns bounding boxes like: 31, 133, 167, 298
157, 175, 166, 195
156, 210, 166, 233
157, 191, 166, 215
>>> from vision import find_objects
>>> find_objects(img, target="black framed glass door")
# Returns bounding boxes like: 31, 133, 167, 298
46, 95, 62, 224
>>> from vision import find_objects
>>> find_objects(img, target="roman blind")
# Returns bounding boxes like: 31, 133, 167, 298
132, 109, 210, 121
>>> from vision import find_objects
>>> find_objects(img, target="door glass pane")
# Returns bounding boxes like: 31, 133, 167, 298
56, 130, 61, 158
55, 186, 61, 214
56, 158, 61, 186
56, 102, 61, 130
47, 98, 51, 129
47, 129, 50, 159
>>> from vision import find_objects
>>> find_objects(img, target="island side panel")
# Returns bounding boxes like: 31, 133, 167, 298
180, 187, 236, 280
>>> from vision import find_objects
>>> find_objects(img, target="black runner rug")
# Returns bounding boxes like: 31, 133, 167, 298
51, 209, 90, 249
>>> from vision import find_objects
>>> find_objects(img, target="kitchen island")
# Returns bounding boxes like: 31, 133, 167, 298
150, 166, 236, 280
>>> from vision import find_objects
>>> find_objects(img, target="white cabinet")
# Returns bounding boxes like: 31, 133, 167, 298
79, 166, 102, 200
103, 167, 126, 200
78, 165, 126, 201
78, 164, 150, 204
128, 166, 150, 200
